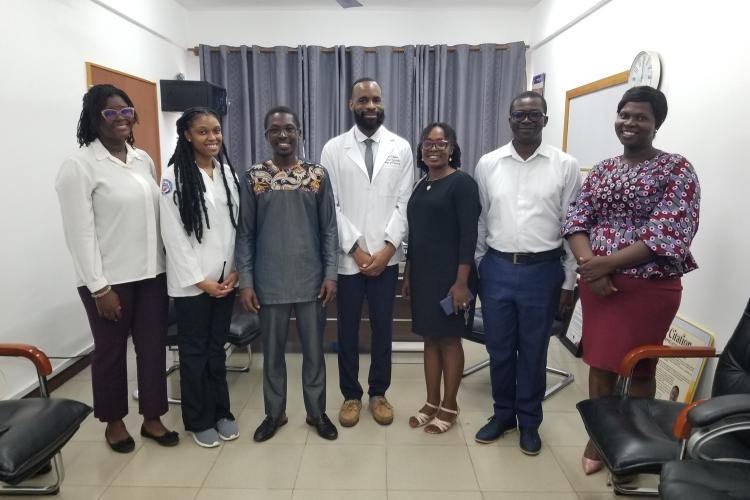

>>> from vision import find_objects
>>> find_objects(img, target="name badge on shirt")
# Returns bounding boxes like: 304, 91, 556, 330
383, 154, 401, 168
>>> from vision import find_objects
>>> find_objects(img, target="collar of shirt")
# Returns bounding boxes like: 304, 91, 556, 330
91, 138, 144, 166
498, 141, 553, 163
353, 125, 383, 145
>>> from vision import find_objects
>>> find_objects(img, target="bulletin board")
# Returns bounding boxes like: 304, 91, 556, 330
86, 62, 162, 178
562, 70, 629, 170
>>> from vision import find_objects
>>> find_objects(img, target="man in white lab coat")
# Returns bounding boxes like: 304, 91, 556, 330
320, 78, 414, 427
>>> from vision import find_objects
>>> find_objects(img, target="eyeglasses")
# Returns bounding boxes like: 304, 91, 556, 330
265, 125, 298, 137
422, 140, 450, 151
510, 110, 545, 122
101, 107, 135, 121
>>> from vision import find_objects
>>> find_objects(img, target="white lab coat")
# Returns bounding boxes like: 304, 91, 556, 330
320, 126, 414, 275
159, 161, 240, 297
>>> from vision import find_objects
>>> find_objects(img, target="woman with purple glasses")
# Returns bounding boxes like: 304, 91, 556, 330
56, 84, 178, 453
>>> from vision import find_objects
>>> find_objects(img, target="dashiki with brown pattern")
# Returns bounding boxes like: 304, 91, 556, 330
249, 160, 325, 194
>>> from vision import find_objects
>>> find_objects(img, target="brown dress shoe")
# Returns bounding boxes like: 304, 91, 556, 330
339, 399, 362, 427
369, 396, 394, 425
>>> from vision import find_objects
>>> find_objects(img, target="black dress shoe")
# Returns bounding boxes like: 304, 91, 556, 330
306, 413, 338, 440
107, 435, 135, 453
140, 426, 180, 447
253, 415, 288, 442
519, 427, 541, 456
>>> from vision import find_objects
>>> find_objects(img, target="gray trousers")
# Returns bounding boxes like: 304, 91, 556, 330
260, 301, 327, 419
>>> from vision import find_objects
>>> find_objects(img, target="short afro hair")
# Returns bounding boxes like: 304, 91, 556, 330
509, 90, 547, 115
617, 86, 668, 129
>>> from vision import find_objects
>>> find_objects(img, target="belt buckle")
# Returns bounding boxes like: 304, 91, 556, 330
513, 253, 520, 265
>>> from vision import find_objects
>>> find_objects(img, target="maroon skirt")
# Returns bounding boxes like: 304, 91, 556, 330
579, 274, 682, 377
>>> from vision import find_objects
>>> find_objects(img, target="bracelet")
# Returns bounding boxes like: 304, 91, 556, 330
91, 285, 112, 299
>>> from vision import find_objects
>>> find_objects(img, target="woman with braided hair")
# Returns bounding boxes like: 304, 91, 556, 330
56, 84, 178, 453
160, 107, 241, 448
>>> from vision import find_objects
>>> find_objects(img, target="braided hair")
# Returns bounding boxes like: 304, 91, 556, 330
168, 107, 240, 244
77, 84, 138, 147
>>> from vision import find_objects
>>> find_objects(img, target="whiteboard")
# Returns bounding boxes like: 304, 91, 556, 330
563, 71, 629, 170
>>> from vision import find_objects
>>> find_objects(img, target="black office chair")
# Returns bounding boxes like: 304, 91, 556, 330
0, 344, 92, 495
134, 299, 261, 404
576, 297, 750, 496
659, 393, 750, 499
462, 300, 577, 400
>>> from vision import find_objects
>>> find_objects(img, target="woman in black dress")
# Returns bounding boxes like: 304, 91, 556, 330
403, 123, 481, 434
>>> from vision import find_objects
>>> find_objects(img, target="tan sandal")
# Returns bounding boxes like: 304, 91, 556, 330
424, 406, 459, 434
408, 402, 439, 428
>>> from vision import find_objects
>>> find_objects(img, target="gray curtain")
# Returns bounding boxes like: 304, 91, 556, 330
200, 45, 303, 169
416, 42, 527, 176
199, 43, 526, 173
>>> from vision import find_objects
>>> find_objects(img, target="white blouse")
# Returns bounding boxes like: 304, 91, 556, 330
159, 161, 239, 297
56, 139, 165, 293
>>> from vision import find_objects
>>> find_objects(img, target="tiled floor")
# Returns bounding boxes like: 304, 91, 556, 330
35, 339, 653, 499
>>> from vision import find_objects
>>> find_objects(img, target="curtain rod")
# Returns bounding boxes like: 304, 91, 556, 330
187, 44, 526, 56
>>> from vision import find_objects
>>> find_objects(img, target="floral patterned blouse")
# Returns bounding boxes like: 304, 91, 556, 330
562, 152, 700, 279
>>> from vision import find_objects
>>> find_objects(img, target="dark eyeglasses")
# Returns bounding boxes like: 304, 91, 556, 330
422, 140, 450, 151
510, 110, 545, 122
265, 125, 298, 137
101, 107, 135, 121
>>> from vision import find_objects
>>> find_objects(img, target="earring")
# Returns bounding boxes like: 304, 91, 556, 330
449, 156, 453, 161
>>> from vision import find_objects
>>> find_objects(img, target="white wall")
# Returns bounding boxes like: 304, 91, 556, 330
528, 0, 750, 392
0, 0, 189, 399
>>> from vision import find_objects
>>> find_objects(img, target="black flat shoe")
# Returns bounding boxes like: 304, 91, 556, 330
140, 426, 180, 447
107, 435, 135, 453
253, 415, 288, 442
306, 413, 338, 440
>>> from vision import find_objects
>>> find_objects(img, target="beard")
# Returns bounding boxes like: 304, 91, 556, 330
353, 108, 385, 132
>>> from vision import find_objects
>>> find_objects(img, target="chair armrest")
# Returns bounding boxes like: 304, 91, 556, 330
0, 343, 52, 377
673, 400, 705, 439
618, 345, 716, 378
688, 394, 750, 428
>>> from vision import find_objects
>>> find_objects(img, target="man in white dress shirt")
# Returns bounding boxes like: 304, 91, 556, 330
473, 91, 581, 455
320, 78, 414, 428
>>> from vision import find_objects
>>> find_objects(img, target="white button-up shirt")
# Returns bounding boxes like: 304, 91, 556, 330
56, 139, 165, 293
474, 142, 581, 289
160, 161, 239, 297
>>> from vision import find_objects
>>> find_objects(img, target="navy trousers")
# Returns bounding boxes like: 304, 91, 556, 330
337, 264, 399, 401
479, 251, 563, 429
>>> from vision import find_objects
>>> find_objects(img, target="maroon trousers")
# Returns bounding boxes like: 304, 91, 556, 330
77, 274, 169, 422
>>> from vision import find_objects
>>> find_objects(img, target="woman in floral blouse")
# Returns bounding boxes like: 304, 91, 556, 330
562, 86, 700, 475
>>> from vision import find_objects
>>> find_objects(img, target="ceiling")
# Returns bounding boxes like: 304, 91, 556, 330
173, 0, 542, 10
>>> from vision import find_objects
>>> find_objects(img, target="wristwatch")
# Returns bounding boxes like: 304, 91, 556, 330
348, 242, 359, 255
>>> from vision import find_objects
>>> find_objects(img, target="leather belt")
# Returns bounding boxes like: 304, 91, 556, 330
489, 247, 563, 265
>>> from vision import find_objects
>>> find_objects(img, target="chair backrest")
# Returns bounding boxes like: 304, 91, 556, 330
712, 298, 750, 397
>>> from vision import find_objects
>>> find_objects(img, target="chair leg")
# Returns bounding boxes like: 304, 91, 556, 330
225, 344, 251, 373
0, 451, 64, 495
132, 351, 182, 405
462, 358, 491, 377
543, 366, 575, 400
609, 473, 660, 496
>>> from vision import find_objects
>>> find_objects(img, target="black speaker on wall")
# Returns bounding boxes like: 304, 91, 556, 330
160, 80, 227, 115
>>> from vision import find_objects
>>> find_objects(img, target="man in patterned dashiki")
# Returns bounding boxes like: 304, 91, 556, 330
236, 106, 339, 442
474, 91, 582, 456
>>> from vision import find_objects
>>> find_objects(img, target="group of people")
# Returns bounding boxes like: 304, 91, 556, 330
56, 77, 700, 472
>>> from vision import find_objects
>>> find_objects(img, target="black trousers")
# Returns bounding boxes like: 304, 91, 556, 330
336, 264, 399, 401
174, 290, 235, 432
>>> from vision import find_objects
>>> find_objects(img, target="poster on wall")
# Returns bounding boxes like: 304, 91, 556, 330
655, 316, 714, 403
532, 73, 546, 96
